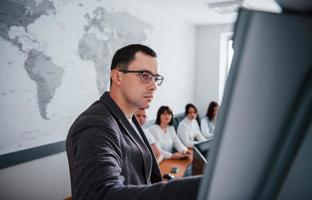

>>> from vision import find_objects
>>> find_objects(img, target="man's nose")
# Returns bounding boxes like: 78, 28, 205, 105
148, 79, 157, 90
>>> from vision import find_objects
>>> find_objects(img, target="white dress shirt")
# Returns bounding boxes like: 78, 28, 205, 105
149, 124, 187, 159
177, 117, 206, 147
128, 119, 156, 145
143, 128, 156, 145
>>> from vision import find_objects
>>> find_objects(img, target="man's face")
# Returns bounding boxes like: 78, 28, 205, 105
135, 109, 147, 126
120, 52, 158, 110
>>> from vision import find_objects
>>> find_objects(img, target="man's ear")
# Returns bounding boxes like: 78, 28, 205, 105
111, 70, 122, 85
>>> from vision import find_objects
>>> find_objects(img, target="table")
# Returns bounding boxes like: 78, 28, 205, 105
159, 157, 192, 179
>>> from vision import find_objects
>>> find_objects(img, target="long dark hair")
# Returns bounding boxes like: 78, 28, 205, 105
155, 106, 173, 126
206, 101, 219, 121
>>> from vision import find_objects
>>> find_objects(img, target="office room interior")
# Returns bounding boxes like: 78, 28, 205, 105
1, 0, 311, 199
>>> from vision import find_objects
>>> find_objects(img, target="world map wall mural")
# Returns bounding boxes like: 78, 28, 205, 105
0, 0, 153, 156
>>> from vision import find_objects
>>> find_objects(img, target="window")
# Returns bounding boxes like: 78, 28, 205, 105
219, 32, 234, 102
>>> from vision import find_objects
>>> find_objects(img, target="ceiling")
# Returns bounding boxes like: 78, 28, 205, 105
132, 0, 281, 25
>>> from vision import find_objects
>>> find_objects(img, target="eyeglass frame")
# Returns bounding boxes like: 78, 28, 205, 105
118, 69, 164, 86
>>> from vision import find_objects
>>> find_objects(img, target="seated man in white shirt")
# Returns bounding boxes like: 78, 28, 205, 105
135, 108, 163, 163
177, 103, 207, 148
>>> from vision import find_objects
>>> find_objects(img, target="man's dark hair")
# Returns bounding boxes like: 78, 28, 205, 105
155, 106, 173, 126
110, 44, 157, 71
109, 44, 157, 87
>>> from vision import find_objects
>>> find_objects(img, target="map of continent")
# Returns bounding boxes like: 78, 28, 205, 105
0, 0, 153, 155
0, 0, 61, 119
79, 6, 152, 93
24, 49, 64, 119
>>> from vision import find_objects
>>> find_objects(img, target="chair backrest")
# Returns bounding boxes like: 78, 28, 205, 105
172, 114, 185, 130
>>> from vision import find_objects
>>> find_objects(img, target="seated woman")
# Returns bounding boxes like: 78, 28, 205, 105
177, 103, 206, 147
149, 106, 191, 160
201, 101, 219, 139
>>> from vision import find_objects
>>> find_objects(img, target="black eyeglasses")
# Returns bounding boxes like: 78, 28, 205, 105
119, 70, 164, 86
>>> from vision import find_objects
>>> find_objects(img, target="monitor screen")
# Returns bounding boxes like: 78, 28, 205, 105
194, 139, 213, 158
192, 140, 213, 175
197, 8, 312, 200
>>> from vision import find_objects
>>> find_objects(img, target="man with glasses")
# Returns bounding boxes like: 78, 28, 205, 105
66, 44, 201, 200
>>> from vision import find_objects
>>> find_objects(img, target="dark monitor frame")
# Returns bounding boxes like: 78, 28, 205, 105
194, 139, 213, 160
192, 140, 213, 175
197, 8, 312, 200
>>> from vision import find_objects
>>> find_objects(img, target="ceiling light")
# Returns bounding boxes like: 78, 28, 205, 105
207, 0, 244, 15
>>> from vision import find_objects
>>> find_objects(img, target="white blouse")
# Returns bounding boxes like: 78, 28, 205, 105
148, 124, 187, 159
143, 128, 156, 145
177, 117, 206, 147
200, 116, 215, 139
129, 118, 156, 145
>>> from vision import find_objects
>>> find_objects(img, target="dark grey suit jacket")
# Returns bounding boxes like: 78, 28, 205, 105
66, 92, 201, 200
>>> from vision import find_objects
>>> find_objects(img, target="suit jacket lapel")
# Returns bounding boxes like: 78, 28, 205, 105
131, 115, 161, 183
119, 116, 152, 183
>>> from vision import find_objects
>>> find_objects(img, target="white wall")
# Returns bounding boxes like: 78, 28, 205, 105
194, 24, 233, 117
0, 152, 71, 200
150, 23, 196, 118
121, 0, 196, 119
0, 1, 196, 200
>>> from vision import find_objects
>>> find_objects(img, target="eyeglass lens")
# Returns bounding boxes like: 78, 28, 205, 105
140, 72, 163, 86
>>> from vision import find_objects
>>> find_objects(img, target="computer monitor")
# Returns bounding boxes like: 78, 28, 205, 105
197, 8, 312, 200
192, 139, 213, 175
